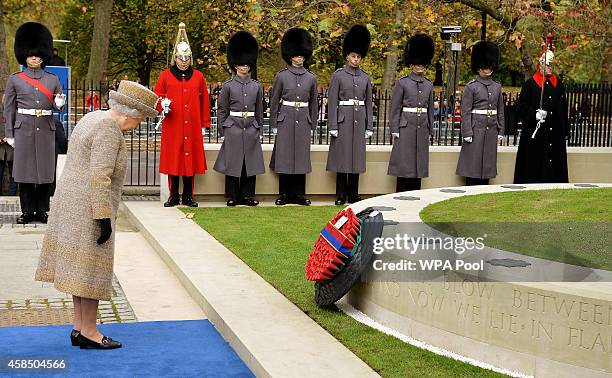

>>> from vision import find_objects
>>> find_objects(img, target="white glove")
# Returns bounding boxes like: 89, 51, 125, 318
310, 130, 315, 138
365, 130, 373, 138
392, 132, 400, 139
6, 137, 15, 148
54, 93, 66, 108
272, 128, 278, 135
161, 98, 172, 114
536, 109, 547, 122
329, 130, 338, 137
463, 137, 473, 143
497, 135, 504, 141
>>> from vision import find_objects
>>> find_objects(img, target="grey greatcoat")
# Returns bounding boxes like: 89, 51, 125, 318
0, 109, 14, 161
387, 73, 434, 178
326, 65, 373, 173
36, 111, 127, 301
213, 75, 265, 177
4, 68, 63, 184
456, 76, 505, 179
269, 66, 318, 174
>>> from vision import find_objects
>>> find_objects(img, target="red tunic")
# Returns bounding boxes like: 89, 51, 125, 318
153, 69, 211, 176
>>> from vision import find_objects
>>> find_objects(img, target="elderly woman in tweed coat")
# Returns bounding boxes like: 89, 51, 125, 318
35, 81, 159, 350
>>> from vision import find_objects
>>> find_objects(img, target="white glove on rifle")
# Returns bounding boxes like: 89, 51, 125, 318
464, 136, 473, 143
392, 132, 399, 139
54, 94, 66, 108
6, 138, 15, 148
161, 98, 172, 114
497, 135, 504, 141
329, 130, 338, 137
536, 109, 547, 122
272, 128, 278, 135
365, 130, 373, 139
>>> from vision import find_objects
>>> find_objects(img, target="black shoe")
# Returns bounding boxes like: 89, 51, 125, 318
275, 195, 289, 206
164, 196, 180, 207
347, 195, 363, 204
35, 212, 48, 224
16, 213, 34, 224
241, 198, 259, 207
227, 199, 238, 207
78, 334, 122, 350
335, 197, 346, 206
70, 330, 80, 347
294, 196, 311, 206
181, 196, 199, 207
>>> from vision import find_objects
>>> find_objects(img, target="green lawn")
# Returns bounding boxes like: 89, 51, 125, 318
181, 206, 504, 377
419, 188, 612, 270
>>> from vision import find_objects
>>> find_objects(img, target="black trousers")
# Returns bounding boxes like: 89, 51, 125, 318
465, 177, 489, 186
19, 183, 51, 214
278, 173, 306, 198
336, 173, 359, 199
396, 177, 422, 192
226, 161, 256, 200
168, 175, 195, 199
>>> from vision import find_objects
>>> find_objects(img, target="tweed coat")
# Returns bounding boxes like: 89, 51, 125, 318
456, 75, 505, 179
269, 66, 318, 174
326, 65, 373, 174
387, 73, 434, 178
4, 68, 63, 184
35, 111, 127, 301
213, 75, 265, 177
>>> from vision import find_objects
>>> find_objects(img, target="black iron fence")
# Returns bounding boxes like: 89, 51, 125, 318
61, 81, 611, 186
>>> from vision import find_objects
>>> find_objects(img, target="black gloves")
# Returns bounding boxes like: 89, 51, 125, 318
97, 218, 112, 245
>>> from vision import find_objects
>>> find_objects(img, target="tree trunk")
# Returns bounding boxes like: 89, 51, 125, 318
380, 0, 405, 94
0, 0, 10, 94
86, 0, 114, 89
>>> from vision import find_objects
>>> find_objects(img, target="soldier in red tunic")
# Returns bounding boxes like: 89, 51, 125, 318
154, 22, 211, 207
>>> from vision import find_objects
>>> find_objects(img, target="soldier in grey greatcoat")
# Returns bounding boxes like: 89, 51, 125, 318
4, 23, 65, 224
269, 28, 318, 206
326, 25, 373, 205
456, 41, 504, 185
214, 31, 265, 207
387, 34, 435, 192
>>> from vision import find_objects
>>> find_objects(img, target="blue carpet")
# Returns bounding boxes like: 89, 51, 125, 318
0, 320, 253, 377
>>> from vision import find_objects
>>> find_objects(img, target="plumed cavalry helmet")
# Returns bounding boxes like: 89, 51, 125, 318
14, 22, 53, 69
173, 22, 192, 62
227, 31, 259, 80
403, 33, 435, 66
342, 25, 371, 59
539, 49, 554, 66
281, 28, 313, 66
471, 40, 500, 74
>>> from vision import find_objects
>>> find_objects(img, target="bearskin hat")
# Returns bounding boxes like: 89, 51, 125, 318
14, 22, 53, 68
228, 31, 259, 80
342, 25, 371, 59
281, 28, 313, 66
471, 40, 500, 74
403, 34, 435, 66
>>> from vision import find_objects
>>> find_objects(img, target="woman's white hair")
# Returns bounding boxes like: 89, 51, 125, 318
108, 98, 143, 117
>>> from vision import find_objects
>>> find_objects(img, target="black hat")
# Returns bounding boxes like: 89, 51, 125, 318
471, 40, 499, 74
14, 22, 53, 69
403, 34, 435, 66
227, 31, 259, 80
281, 28, 313, 65
342, 25, 371, 59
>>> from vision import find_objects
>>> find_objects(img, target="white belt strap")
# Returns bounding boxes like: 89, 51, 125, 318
402, 107, 428, 114
282, 100, 309, 108
471, 109, 498, 115
339, 100, 365, 106
17, 108, 53, 117
229, 111, 255, 118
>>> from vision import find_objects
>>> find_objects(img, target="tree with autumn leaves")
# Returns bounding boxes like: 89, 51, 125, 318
0, 0, 610, 89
